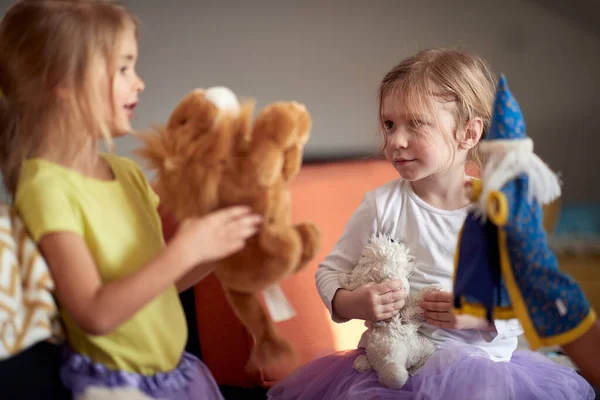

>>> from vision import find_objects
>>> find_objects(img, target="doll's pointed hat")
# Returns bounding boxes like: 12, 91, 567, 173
480, 74, 533, 153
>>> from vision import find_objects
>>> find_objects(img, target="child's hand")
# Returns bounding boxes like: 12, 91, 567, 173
333, 280, 406, 322
420, 291, 493, 330
172, 206, 262, 267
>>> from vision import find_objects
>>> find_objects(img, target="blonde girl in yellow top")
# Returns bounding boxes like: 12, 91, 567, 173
0, 1, 261, 399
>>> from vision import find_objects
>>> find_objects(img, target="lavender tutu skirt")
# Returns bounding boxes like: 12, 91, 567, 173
60, 348, 224, 400
267, 342, 594, 400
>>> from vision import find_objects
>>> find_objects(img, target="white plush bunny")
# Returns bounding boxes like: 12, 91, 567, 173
339, 234, 442, 388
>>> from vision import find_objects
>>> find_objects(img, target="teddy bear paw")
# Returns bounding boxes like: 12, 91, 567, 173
378, 362, 409, 389
294, 222, 321, 270
353, 354, 372, 372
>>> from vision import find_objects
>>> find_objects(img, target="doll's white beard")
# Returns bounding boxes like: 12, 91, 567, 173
474, 149, 562, 221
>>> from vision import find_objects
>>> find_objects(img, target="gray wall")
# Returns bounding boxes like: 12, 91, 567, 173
1, 0, 599, 202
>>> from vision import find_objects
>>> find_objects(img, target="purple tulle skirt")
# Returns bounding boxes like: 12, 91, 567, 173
267, 343, 594, 400
60, 348, 224, 400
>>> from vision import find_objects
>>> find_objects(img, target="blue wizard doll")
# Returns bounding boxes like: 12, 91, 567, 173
452, 74, 597, 350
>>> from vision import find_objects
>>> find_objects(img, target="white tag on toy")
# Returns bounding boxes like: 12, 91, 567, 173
556, 299, 567, 316
262, 284, 296, 322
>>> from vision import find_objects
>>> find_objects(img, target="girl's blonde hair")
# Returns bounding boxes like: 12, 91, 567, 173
0, 0, 138, 194
378, 48, 496, 170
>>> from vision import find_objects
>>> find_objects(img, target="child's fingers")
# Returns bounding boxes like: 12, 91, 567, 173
422, 290, 452, 303
378, 287, 406, 305
233, 215, 262, 231
424, 311, 451, 322
247, 215, 264, 226
243, 216, 262, 231
379, 299, 405, 314
223, 215, 261, 238
214, 206, 253, 222
377, 310, 400, 321
421, 300, 451, 312
236, 226, 258, 240
374, 279, 404, 294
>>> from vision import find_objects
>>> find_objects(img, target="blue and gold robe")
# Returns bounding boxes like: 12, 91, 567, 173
453, 176, 596, 350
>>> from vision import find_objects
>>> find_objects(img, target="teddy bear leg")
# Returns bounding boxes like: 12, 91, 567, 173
408, 334, 435, 375
353, 354, 372, 372
293, 222, 321, 272
370, 338, 410, 389
223, 288, 297, 373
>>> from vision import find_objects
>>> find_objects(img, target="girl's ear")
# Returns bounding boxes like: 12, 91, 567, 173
458, 117, 483, 150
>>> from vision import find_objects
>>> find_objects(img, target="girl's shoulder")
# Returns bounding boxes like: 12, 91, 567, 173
102, 153, 151, 191
16, 158, 74, 202
362, 178, 409, 223
102, 153, 159, 209
368, 178, 408, 203
101, 153, 144, 177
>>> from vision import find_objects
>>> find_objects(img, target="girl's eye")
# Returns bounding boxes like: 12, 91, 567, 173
120, 66, 128, 74
409, 119, 426, 129
383, 120, 395, 131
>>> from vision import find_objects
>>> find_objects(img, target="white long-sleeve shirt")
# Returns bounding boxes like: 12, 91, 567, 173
316, 179, 523, 362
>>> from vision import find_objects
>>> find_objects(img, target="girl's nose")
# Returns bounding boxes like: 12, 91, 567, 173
135, 75, 145, 93
389, 130, 409, 149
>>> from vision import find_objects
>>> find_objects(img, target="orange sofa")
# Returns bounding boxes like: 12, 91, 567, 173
160, 157, 482, 389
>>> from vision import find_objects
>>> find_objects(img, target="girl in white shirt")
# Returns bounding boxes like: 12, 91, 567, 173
268, 48, 593, 399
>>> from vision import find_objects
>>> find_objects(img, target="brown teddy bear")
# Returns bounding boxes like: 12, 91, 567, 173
136, 87, 321, 373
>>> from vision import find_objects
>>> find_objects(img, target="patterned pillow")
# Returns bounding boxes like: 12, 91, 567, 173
0, 204, 63, 359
